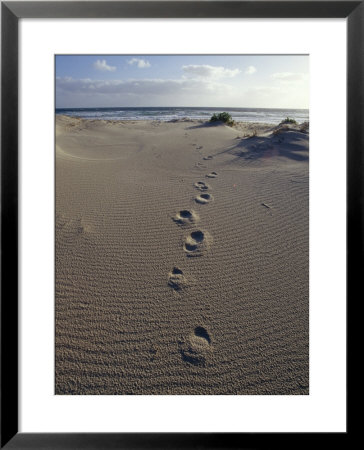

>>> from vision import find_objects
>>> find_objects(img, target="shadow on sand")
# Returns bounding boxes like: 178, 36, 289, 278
186, 121, 228, 130
222, 130, 309, 163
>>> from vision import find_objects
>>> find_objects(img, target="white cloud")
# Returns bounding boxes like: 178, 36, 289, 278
128, 58, 151, 68
245, 66, 257, 75
56, 74, 309, 108
271, 72, 304, 81
57, 77, 181, 95
182, 64, 240, 79
56, 76, 232, 105
93, 59, 116, 72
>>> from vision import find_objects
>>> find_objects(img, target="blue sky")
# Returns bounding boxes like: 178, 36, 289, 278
56, 55, 309, 108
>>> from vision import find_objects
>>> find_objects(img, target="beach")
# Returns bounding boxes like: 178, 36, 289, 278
55, 115, 309, 395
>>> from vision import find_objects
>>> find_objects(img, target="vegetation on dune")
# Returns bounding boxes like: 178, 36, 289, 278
273, 118, 309, 137
300, 121, 309, 133
210, 112, 235, 126
243, 129, 257, 138
280, 117, 298, 125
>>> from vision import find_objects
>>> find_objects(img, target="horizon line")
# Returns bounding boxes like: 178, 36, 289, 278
55, 106, 309, 110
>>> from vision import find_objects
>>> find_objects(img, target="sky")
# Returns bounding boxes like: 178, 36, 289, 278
56, 55, 309, 109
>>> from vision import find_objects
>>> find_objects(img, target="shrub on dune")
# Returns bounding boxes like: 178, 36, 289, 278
279, 117, 298, 125
210, 112, 235, 126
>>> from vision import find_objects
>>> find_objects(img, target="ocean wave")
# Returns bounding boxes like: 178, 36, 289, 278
56, 107, 309, 124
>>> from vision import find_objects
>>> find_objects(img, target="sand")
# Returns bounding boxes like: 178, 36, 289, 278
55, 115, 309, 395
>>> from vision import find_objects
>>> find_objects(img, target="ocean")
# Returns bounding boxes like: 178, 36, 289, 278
55, 107, 309, 125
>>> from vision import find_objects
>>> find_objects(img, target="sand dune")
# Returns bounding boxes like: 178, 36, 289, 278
56, 115, 309, 395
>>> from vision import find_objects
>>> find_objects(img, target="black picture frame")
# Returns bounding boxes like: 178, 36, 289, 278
1, 1, 356, 448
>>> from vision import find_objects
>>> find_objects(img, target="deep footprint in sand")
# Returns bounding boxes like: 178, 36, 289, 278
206, 172, 218, 178
195, 193, 213, 204
173, 209, 199, 226
167, 267, 186, 291
183, 230, 210, 257
180, 326, 213, 366
194, 181, 210, 191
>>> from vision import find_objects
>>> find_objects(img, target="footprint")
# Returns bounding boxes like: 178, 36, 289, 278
183, 230, 210, 257
76, 222, 91, 234
194, 181, 210, 191
57, 216, 91, 237
206, 172, 218, 178
193, 326, 211, 344
195, 193, 213, 204
167, 267, 186, 291
173, 209, 199, 226
203, 155, 213, 160
180, 326, 213, 366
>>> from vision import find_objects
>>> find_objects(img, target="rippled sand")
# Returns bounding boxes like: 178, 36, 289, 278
56, 116, 309, 395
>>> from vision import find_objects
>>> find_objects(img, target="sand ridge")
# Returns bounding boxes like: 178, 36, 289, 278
56, 116, 309, 394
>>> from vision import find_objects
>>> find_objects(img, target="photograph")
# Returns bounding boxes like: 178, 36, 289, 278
55, 54, 309, 395
1, 0, 355, 446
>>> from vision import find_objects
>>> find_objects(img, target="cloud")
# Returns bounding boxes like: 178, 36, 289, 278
56, 75, 308, 108
128, 58, 151, 68
245, 66, 257, 75
57, 77, 182, 96
56, 76, 232, 103
93, 59, 116, 72
271, 72, 305, 81
182, 64, 240, 79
